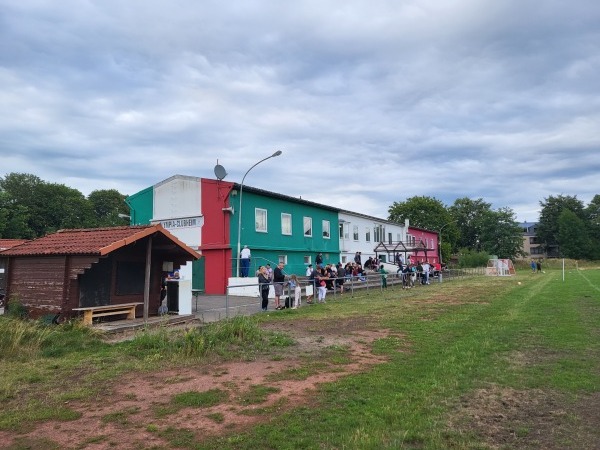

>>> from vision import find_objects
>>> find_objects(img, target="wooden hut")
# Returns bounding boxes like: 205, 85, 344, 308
0, 225, 198, 321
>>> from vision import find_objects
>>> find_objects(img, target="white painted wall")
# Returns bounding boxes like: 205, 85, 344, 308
152, 175, 203, 249
338, 212, 408, 265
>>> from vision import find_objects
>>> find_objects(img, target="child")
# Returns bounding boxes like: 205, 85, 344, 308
379, 264, 388, 288
289, 274, 301, 309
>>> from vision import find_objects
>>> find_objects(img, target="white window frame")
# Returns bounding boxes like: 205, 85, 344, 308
255, 208, 267, 233
304, 216, 312, 237
353, 225, 359, 241
281, 213, 292, 235
322, 220, 330, 239
304, 255, 312, 264
365, 227, 371, 242
278, 255, 288, 264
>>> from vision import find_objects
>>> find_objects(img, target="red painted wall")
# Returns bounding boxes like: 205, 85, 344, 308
200, 179, 234, 294
408, 227, 439, 264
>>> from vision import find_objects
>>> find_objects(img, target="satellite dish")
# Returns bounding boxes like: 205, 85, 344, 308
214, 163, 227, 180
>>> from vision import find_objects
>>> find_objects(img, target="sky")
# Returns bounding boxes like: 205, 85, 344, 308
1, 0, 599, 223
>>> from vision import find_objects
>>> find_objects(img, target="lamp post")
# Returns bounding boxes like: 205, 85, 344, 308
236, 150, 283, 277
438, 219, 458, 264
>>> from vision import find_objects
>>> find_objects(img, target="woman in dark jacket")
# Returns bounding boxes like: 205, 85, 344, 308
257, 266, 271, 311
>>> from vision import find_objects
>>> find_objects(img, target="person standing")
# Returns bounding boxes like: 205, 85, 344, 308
240, 245, 251, 277
273, 262, 286, 310
422, 261, 431, 285
315, 252, 323, 268
354, 251, 361, 265
317, 267, 329, 303
336, 263, 346, 295
257, 266, 271, 311
379, 264, 388, 288
305, 264, 313, 276
530, 260, 537, 273
289, 274, 301, 309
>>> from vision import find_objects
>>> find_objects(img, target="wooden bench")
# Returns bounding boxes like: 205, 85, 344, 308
73, 302, 143, 326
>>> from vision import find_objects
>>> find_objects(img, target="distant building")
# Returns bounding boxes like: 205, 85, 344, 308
519, 222, 547, 259
126, 174, 439, 294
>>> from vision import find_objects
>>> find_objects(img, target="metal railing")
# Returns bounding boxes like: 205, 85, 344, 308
192, 267, 486, 322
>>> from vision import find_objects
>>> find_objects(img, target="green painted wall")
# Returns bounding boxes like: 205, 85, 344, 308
231, 190, 340, 275
125, 186, 153, 225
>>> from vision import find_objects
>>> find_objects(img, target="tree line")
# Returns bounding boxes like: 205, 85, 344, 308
388, 194, 600, 262
2, 172, 598, 261
0, 173, 129, 239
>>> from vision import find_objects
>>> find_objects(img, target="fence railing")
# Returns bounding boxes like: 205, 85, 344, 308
193, 267, 486, 322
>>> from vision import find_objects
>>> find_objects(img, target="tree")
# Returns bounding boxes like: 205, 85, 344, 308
388, 196, 458, 262
537, 195, 585, 256
0, 172, 96, 237
0, 191, 32, 238
88, 189, 130, 227
449, 197, 493, 251
558, 209, 591, 259
37, 183, 96, 232
584, 194, 600, 259
479, 207, 526, 259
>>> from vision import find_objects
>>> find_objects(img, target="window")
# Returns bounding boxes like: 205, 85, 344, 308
304, 255, 312, 264
255, 208, 267, 232
388, 233, 393, 244
322, 220, 330, 239
365, 227, 371, 242
340, 222, 349, 239
278, 255, 288, 264
281, 213, 292, 235
353, 225, 359, 241
342, 256, 347, 263
303, 217, 312, 237
397, 233, 401, 242
374, 225, 384, 243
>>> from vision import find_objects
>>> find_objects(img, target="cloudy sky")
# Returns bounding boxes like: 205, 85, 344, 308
2, 0, 599, 222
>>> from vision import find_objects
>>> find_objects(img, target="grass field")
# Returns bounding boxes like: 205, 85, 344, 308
1, 267, 599, 449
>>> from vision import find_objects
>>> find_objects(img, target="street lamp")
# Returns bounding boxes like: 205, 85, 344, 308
438, 219, 458, 264
235, 150, 283, 277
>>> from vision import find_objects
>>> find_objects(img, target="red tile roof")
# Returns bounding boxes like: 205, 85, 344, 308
0, 225, 198, 259
0, 239, 28, 251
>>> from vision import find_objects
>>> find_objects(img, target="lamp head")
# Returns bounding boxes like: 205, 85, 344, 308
272, 150, 283, 157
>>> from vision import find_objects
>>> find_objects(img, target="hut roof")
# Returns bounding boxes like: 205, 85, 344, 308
0, 225, 198, 259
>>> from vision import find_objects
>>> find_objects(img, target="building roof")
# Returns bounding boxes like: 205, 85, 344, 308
0, 225, 199, 259
0, 239, 28, 251
233, 183, 340, 213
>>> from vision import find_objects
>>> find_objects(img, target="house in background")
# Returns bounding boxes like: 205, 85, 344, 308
126, 174, 441, 295
0, 225, 198, 320
126, 175, 339, 295
519, 221, 547, 259
406, 226, 439, 264
339, 211, 409, 265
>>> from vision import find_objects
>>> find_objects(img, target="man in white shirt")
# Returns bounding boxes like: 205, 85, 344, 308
305, 264, 313, 277
240, 245, 251, 277
422, 261, 431, 284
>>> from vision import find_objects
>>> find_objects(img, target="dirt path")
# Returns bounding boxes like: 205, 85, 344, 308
1, 318, 401, 449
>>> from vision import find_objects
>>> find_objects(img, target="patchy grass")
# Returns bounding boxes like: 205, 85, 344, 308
2, 268, 600, 449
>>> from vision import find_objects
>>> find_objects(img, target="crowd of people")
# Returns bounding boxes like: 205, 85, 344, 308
253, 252, 441, 311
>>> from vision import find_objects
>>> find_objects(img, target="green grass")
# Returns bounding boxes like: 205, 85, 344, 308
1, 268, 600, 449
201, 269, 600, 449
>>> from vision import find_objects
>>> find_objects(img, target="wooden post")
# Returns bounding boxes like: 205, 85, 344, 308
143, 236, 152, 321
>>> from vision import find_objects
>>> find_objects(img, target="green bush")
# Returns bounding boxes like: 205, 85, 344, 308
457, 248, 490, 268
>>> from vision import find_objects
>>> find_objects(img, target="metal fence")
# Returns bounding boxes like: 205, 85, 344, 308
191, 267, 486, 323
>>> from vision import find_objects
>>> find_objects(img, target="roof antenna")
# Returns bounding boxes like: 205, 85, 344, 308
214, 160, 228, 180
